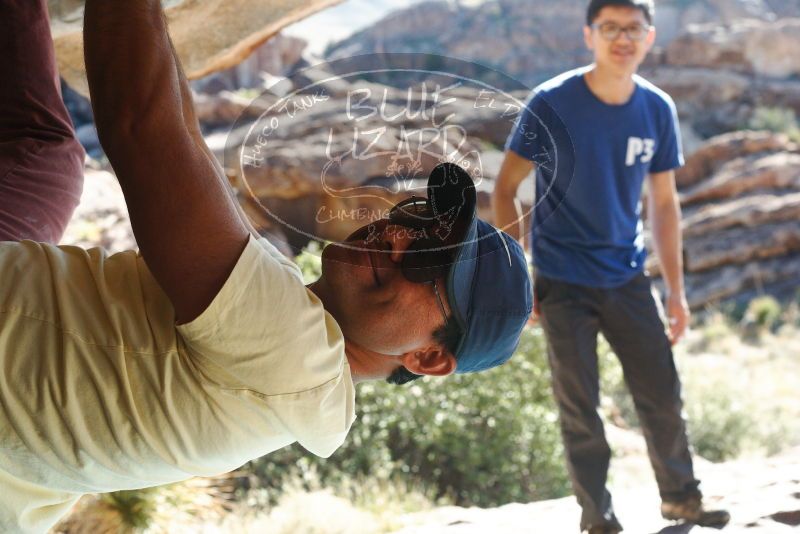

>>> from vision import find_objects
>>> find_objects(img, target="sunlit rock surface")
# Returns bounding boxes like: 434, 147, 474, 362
47, 0, 340, 96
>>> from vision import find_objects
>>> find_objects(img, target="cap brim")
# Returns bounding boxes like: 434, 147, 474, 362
425, 162, 478, 357
445, 215, 479, 358
427, 163, 531, 372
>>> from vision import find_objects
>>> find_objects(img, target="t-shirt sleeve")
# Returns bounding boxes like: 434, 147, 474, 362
649, 94, 684, 173
175, 235, 355, 457
176, 235, 347, 398
505, 91, 546, 161
265, 363, 356, 458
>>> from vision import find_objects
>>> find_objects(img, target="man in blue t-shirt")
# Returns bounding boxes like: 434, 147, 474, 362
493, 1, 730, 532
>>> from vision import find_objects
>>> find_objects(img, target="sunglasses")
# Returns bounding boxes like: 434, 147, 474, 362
390, 196, 460, 326
345, 196, 456, 326
386, 196, 457, 284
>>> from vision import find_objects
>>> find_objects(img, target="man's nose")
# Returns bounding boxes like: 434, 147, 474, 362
614, 29, 634, 42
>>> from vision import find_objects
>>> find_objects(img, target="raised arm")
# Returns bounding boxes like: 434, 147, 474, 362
84, 0, 249, 323
167, 39, 261, 237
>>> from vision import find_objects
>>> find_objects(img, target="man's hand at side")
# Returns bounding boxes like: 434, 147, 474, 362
647, 169, 689, 345
665, 290, 690, 344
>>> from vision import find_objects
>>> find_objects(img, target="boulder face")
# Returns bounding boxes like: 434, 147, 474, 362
47, 0, 340, 96
191, 33, 309, 95
674, 131, 792, 189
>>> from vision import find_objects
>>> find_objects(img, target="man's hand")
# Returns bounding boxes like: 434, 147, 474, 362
665, 291, 690, 344
647, 169, 688, 344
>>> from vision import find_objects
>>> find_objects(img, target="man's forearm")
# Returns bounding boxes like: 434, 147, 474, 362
84, 0, 248, 236
167, 39, 261, 237
492, 193, 525, 242
492, 151, 535, 246
84, 1, 183, 150
650, 198, 684, 295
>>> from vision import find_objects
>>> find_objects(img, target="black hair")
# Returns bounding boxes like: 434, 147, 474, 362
386, 320, 463, 386
586, 0, 654, 25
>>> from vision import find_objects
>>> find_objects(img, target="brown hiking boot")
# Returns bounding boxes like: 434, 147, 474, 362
661, 495, 730, 528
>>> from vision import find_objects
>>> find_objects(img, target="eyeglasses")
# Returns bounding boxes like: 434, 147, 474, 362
591, 22, 651, 41
387, 196, 454, 326
342, 195, 456, 327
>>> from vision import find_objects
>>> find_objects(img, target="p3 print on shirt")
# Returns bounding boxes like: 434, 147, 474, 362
625, 136, 655, 166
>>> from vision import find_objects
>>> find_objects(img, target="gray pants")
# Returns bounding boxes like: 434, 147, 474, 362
537, 272, 700, 531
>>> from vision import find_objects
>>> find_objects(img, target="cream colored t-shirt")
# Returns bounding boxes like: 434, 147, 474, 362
0, 235, 355, 533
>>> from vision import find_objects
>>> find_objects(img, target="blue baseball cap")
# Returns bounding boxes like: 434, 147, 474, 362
426, 163, 533, 373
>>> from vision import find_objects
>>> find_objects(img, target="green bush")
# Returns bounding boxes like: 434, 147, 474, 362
294, 241, 323, 284
748, 106, 800, 141
245, 328, 570, 507
683, 381, 755, 463
102, 488, 159, 530
743, 295, 782, 331
717, 299, 749, 324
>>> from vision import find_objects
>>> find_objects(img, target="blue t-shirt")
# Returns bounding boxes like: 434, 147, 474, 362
505, 66, 684, 288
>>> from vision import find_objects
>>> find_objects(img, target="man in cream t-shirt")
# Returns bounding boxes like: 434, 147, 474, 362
0, 234, 354, 530
0, 1, 532, 532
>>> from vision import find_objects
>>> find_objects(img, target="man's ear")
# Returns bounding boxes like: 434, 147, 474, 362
583, 25, 594, 51
400, 348, 456, 377
645, 25, 656, 51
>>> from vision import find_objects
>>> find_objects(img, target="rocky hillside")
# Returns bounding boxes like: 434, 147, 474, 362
644, 17, 800, 143
325, 0, 800, 82
53, 0, 800, 309
324, 0, 800, 142
52, 0, 800, 143
654, 131, 800, 308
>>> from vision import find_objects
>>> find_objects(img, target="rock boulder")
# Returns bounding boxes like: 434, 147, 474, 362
666, 18, 800, 79
48, 0, 339, 96
646, 131, 800, 308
